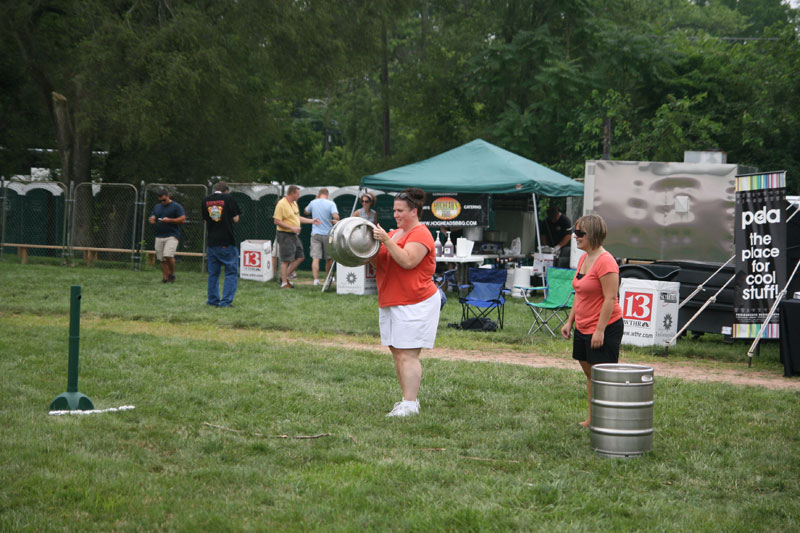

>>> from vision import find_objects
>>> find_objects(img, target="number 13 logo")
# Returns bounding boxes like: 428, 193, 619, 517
623, 292, 652, 321
243, 251, 261, 267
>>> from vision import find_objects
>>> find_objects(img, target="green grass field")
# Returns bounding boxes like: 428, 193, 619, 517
1, 261, 798, 531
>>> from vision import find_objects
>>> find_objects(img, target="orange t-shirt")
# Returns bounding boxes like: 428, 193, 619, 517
573, 251, 623, 334
375, 225, 437, 308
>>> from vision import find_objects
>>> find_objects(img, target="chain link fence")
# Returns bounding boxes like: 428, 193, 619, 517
0, 180, 392, 271
0, 179, 282, 270
67, 182, 139, 267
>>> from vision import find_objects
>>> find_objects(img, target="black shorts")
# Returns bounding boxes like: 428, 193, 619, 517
572, 318, 624, 365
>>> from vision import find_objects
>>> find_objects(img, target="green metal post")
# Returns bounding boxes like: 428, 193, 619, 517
50, 285, 94, 411
67, 285, 81, 392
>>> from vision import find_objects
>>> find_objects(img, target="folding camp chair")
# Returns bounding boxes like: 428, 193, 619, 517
434, 268, 456, 310
459, 267, 509, 329
518, 267, 575, 336
435, 268, 457, 292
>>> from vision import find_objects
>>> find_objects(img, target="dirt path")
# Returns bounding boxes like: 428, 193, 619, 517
302, 336, 800, 391
13, 312, 796, 391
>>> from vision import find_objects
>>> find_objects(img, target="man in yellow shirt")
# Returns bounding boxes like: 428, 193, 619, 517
273, 185, 320, 288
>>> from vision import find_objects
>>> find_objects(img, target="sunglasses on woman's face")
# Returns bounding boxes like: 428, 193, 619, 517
362, 198, 372, 203
572, 228, 587, 238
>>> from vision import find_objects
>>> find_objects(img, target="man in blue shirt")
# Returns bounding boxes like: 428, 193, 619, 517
304, 188, 340, 286
149, 189, 186, 283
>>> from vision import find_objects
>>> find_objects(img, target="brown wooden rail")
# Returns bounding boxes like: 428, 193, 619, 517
1, 243, 204, 265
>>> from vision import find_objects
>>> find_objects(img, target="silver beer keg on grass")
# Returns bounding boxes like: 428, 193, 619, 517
328, 217, 380, 267
590, 363, 654, 458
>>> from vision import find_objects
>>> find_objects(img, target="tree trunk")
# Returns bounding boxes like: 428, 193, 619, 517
52, 91, 92, 185
324, 92, 331, 153
52, 92, 74, 183
381, 21, 391, 158
603, 117, 611, 160
52, 91, 94, 249
420, 1, 428, 60
12, 26, 93, 187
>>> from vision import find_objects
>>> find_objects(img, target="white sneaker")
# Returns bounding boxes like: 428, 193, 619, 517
313, 279, 320, 286
386, 400, 420, 417
289, 272, 297, 280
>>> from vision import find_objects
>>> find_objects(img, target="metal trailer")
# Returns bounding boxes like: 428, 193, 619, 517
581, 159, 759, 337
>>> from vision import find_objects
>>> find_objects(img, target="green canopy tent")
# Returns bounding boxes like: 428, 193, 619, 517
323, 140, 583, 290
359, 138, 583, 253
361, 139, 583, 196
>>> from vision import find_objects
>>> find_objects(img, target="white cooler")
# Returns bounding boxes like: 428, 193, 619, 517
240, 240, 274, 282
336, 263, 377, 295
511, 266, 534, 297
619, 278, 680, 347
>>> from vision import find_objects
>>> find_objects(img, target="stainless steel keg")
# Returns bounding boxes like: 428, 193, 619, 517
590, 363, 654, 458
328, 217, 380, 267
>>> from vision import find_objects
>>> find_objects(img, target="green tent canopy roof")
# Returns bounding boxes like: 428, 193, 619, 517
361, 139, 583, 196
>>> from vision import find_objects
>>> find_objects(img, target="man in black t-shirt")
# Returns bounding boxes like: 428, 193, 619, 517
202, 181, 241, 307
539, 205, 572, 267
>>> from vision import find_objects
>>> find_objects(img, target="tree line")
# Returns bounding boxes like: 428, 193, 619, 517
2, 0, 799, 192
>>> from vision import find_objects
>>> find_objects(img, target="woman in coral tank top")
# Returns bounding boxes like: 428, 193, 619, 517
560, 214, 624, 427
370, 188, 439, 418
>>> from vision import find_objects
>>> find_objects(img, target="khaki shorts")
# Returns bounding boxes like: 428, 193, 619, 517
276, 231, 304, 262
155, 236, 179, 261
310, 233, 331, 259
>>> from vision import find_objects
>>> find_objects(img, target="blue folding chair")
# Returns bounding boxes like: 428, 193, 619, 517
518, 267, 575, 336
434, 268, 456, 310
459, 267, 509, 329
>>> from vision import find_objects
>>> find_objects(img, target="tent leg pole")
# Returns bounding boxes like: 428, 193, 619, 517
679, 254, 734, 309
350, 188, 362, 217
665, 272, 735, 353
322, 261, 336, 292
532, 193, 541, 255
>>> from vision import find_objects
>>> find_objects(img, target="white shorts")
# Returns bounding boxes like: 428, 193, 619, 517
155, 236, 179, 261
379, 291, 441, 349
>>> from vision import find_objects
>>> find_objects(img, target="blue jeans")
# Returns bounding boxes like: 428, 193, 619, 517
207, 245, 239, 307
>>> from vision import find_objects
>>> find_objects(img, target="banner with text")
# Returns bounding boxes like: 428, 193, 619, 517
420, 193, 489, 227
733, 172, 786, 339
